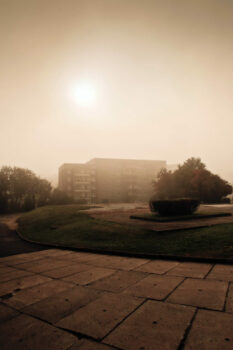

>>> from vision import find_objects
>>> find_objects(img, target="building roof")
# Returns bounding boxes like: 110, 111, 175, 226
59, 158, 166, 170
87, 158, 166, 164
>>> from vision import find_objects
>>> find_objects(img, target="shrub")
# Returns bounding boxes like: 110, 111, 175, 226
220, 197, 231, 204
149, 198, 200, 216
75, 199, 88, 204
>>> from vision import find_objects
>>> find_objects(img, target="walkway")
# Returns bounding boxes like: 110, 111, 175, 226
0, 249, 233, 349
0, 214, 48, 257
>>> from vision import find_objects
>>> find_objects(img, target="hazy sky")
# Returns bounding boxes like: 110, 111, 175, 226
1, 0, 233, 183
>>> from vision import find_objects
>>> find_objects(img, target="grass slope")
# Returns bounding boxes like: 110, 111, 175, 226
18, 205, 233, 259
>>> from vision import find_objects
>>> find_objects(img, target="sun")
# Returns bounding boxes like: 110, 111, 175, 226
70, 81, 98, 108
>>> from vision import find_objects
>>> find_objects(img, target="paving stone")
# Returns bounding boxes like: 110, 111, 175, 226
89, 255, 149, 271
0, 252, 49, 265
70, 339, 115, 349
41, 249, 73, 257
6, 257, 48, 269
56, 293, 143, 339
0, 253, 31, 263
63, 267, 116, 285
123, 274, 183, 300
24, 250, 54, 259
226, 283, 233, 313
15, 257, 75, 273
0, 269, 33, 283
135, 259, 179, 274
0, 274, 51, 297
55, 252, 86, 262
58, 252, 105, 263
167, 278, 228, 310
42, 263, 92, 278
86, 255, 125, 267
104, 300, 195, 350
2, 250, 231, 349
4, 280, 73, 309
184, 309, 233, 350
24, 249, 52, 256
46, 251, 76, 261
81, 254, 112, 264
89, 270, 147, 293
0, 314, 77, 350
166, 262, 212, 278
0, 256, 34, 265
0, 303, 19, 323
207, 264, 233, 282
0, 266, 17, 275
23, 285, 103, 323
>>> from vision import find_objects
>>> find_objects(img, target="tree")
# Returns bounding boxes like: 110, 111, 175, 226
153, 158, 232, 203
49, 188, 73, 205
35, 178, 52, 207
0, 166, 52, 213
153, 168, 175, 199
0, 167, 10, 213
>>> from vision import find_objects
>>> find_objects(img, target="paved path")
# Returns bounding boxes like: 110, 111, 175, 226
0, 249, 233, 349
0, 215, 48, 257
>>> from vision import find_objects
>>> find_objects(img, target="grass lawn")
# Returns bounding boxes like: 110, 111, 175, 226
18, 205, 233, 259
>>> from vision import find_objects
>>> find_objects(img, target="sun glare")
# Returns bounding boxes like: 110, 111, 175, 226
70, 81, 97, 108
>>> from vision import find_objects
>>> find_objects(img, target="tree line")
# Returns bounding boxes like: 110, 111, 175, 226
0, 166, 71, 213
153, 158, 232, 203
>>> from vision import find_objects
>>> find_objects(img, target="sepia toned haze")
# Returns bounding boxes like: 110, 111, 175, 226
0, 0, 233, 184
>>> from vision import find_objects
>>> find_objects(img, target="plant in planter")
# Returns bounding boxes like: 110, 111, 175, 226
149, 198, 200, 216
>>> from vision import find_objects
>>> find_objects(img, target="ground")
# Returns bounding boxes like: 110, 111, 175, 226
1, 209, 233, 349
1, 248, 233, 350
87, 203, 233, 231
0, 214, 48, 257
17, 203, 233, 259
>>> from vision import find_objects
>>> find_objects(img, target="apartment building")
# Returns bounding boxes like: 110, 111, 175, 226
59, 163, 96, 203
59, 158, 166, 203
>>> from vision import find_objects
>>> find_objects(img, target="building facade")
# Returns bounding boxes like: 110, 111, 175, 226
59, 158, 166, 203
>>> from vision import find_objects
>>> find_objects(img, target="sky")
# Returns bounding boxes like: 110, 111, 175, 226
0, 0, 233, 184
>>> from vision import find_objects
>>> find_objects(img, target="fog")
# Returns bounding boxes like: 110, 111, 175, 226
1, 0, 233, 184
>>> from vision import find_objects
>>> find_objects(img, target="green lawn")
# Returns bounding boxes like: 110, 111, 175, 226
17, 205, 233, 259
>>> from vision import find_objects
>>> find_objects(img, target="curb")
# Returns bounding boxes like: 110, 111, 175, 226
16, 229, 233, 265
130, 212, 232, 223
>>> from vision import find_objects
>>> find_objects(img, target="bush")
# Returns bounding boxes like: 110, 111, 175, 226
75, 199, 88, 204
220, 197, 231, 204
149, 198, 200, 216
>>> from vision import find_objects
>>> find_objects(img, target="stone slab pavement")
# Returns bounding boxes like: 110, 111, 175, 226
0, 249, 233, 349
